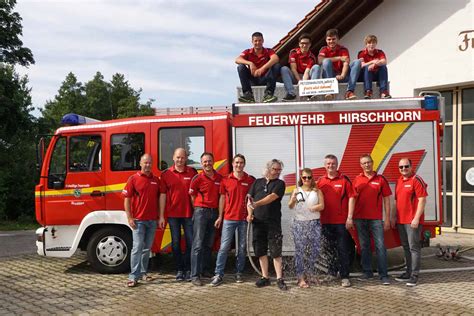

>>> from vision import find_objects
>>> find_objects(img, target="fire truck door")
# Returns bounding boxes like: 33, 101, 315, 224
45, 133, 106, 228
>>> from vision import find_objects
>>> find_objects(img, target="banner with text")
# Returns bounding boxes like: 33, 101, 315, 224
299, 78, 339, 96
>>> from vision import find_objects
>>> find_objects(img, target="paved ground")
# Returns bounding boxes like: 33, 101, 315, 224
1, 232, 474, 315
0, 230, 36, 258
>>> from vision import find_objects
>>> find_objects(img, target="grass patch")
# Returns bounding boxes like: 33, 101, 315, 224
0, 220, 39, 231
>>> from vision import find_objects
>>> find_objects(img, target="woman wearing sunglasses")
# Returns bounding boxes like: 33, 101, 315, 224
288, 168, 324, 288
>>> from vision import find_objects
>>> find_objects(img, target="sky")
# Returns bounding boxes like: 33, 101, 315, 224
15, 0, 318, 116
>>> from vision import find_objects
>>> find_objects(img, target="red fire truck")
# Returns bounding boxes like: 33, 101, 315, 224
35, 95, 444, 273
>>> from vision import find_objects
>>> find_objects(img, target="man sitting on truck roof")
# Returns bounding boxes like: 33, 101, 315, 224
315, 29, 361, 101
357, 34, 392, 99
159, 148, 197, 282
236, 31, 280, 103
280, 33, 319, 102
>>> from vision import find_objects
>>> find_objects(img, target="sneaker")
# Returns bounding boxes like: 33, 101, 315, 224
381, 277, 391, 285
381, 91, 392, 99
345, 91, 356, 100
185, 271, 192, 282
282, 93, 296, 102
324, 94, 334, 101
175, 271, 185, 282
406, 276, 418, 287
263, 93, 278, 103
341, 278, 351, 287
364, 90, 373, 99
357, 274, 373, 281
210, 275, 223, 287
394, 272, 411, 282
238, 92, 255, 103
277, 278, 288, 291
192, 277, 203, 286
255, 277, 271, 288
235, 274, 244, 283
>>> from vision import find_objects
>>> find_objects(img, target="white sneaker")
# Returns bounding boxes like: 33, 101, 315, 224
341, 278, 351, 287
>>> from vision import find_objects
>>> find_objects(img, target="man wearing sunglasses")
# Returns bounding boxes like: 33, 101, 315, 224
280, 33, 319, 102
352, 154, 392, 285
394, 158, 427, 287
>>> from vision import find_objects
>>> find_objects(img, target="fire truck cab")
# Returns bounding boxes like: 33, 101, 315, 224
35, 95, 444, 274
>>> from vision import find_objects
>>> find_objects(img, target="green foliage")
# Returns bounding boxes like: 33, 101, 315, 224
40, 72, 155, 132
0, 0, 35, 66
0, 65, 37, 221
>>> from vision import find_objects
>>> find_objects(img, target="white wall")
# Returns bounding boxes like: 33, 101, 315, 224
342, 0, 474, 97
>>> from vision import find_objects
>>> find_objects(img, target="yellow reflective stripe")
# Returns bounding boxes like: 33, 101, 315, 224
372, 123, 411, 170
35, 183, 127, 197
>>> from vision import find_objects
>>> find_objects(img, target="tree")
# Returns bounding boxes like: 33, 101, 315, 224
0, 65, 36, 220
41, 72, 155, 132
0, 0, 34, 66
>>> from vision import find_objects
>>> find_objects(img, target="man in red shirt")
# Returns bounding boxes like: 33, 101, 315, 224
357, 35, 391, 99
236, 32, 280, 103
123, 154, 161, 287
353, 154, 392, 285
317, 154, 356, 287
189, 152, 223, 286
159, 148, 197, 282
209, 154, 255, 286
317, 29, 361, 100
280, 33, 319, 101
394, 158, 427, 287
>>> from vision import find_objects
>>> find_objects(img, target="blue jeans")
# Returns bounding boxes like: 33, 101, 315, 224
237, 63, 281, 95
129, 220, 157, 281
354, 219, 388, 278
398, 224, 422, 277
321, 224, 352, 278
361, 65, 389, 92
280, 65, 320, 95
168, 217, 193, 272
191, 207, 218, 278
292, 219, 321, 277
317, 58, 361, 92
214, 219, 248, 277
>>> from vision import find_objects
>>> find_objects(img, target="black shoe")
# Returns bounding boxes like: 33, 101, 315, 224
394, 272, 411, 282
210, 275, 223, 287
262, 91, 277, 103
277, 278, 288, 291
235, 274, 244, 283
282, 93, 296, 102
238, 92, 255, 103
255, 277, 271, 288
185, 271, 192, 282
175, 271, 185, 282
192, 278, 203, 286
406, 276, 418, 287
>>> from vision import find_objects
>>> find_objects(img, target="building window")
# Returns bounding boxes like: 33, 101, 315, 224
111, 133, 145, 171
461, 197, 474, 229
461, 88, 474, 121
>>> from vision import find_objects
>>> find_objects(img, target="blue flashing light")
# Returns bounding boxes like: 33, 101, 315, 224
423, 96, 439, 110
60, 113, 101, 126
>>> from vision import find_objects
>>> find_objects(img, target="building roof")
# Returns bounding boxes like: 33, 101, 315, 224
274, 0, 383, 65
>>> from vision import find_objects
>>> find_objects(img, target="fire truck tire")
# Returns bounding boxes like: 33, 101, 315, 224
87, 227, 132, 274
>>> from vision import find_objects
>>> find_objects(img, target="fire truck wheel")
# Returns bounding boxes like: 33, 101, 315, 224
87, 227, 132, 274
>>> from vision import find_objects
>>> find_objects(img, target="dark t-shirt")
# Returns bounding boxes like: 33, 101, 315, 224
248, 177, 285, 221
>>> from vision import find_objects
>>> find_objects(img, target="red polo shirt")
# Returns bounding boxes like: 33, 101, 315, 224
189, 171, 223, 208
395, 174, 428, 224
160, 165, 197, 218
353, 173, 392, 220
240, 47, 276, 75
357, 48, 387, 72
317, 172, 356, 224
318, 44, 350, 75
289, 48, 317, 74
122, 172, 161, 220
220, 172, 255, 221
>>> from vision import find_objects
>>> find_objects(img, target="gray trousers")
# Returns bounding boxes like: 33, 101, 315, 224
397, 224, 422, 276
